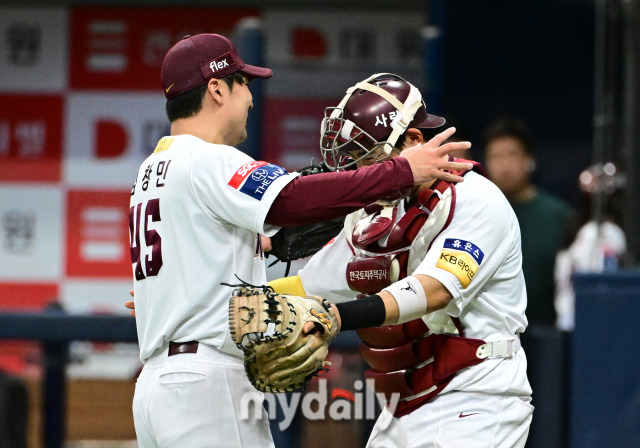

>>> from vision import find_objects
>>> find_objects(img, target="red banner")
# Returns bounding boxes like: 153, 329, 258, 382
0, 94, 63, 182
66, 190, 132, 278
70, 6, 260, 91
0, 283, 58, 309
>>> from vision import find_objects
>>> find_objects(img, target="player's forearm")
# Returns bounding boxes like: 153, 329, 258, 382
269, 273, 450, 332
265, 158, 413, 227
334, 275, 451, 331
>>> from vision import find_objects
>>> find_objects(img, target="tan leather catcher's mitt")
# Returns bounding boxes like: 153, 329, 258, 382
229, 286, 338, 393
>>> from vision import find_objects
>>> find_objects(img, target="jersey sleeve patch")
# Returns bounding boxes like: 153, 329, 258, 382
435, 239, 484, 289
228, 161, 269, 188
228, 161, 289, 200
443, 238, 484, 263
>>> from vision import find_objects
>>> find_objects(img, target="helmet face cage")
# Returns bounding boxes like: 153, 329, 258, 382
319, 72, 442, 171
320, 106, 399, 171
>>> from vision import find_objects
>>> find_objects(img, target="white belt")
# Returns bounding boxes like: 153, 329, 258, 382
476, 337, 521, 359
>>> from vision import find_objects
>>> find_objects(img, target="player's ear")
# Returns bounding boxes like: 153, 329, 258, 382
403, 128, 424, 148
207, 79, 224, 104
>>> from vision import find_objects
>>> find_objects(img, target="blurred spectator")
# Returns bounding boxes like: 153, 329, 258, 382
554, 162, 627, 331
483, 117, 574, 327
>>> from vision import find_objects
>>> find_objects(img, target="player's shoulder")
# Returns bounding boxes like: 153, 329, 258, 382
170, 135, 253, 171
455, 172, 513, 217
457, 171, 504, 202
176, 135, 239, 156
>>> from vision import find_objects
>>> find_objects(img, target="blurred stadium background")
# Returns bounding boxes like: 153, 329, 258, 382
0, 0, 638, 447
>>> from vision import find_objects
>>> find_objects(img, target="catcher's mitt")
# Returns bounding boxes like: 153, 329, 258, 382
228, 285, 338, 393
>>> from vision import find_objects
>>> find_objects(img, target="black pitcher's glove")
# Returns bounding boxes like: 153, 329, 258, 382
267, 161, 344, 269
269, 217, 344, 263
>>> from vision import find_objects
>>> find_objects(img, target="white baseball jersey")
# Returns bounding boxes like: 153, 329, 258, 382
130, 134, 298, 361
299, 171, 531, 397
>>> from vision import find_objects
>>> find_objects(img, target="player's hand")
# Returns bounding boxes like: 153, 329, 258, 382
330, 304, 342, 332
399, 127, 473, 184
260, 235, 272, 252
125, 289, 135, 317
297, 305, 342, 334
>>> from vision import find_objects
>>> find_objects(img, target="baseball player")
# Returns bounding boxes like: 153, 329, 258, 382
270, 73, 533, 447
129, 35, 473, 448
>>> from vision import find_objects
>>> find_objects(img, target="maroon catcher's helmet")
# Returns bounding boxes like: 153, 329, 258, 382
321, 73, 445, 170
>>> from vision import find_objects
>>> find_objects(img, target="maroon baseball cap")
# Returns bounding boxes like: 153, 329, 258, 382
161, 33, 273, 99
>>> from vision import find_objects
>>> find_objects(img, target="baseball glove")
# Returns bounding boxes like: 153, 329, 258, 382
267, 161, 345, 270
228, 285, 339, 393
268, 216, 345, 263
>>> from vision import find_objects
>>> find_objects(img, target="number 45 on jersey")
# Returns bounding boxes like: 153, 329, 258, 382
129, 198, 163, 281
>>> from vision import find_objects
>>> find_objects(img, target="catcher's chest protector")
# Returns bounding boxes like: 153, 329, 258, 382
345, 163, 490, 417
344, 176, 457, 294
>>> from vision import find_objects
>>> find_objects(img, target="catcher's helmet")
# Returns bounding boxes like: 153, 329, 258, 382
321, 73, 445, 170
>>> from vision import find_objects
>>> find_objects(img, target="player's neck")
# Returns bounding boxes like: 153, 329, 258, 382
170, 114, 226, 145
412, 178, 438, 198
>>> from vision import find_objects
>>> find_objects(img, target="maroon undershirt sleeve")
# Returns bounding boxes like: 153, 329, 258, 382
265, 157, 414, 227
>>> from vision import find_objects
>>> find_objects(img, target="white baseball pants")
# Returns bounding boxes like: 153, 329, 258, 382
366, 390, 533, 448
133, 343, 274, 448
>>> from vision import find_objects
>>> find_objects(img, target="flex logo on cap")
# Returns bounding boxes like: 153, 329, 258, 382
209, 58, 229, 72
200, 52, 237, 77
436, 238, 484, 289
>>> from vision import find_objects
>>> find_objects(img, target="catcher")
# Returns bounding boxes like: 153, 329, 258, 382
245, 73, 533, 448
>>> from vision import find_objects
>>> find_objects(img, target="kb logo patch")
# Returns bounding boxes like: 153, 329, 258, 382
436, 239, 484, 288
